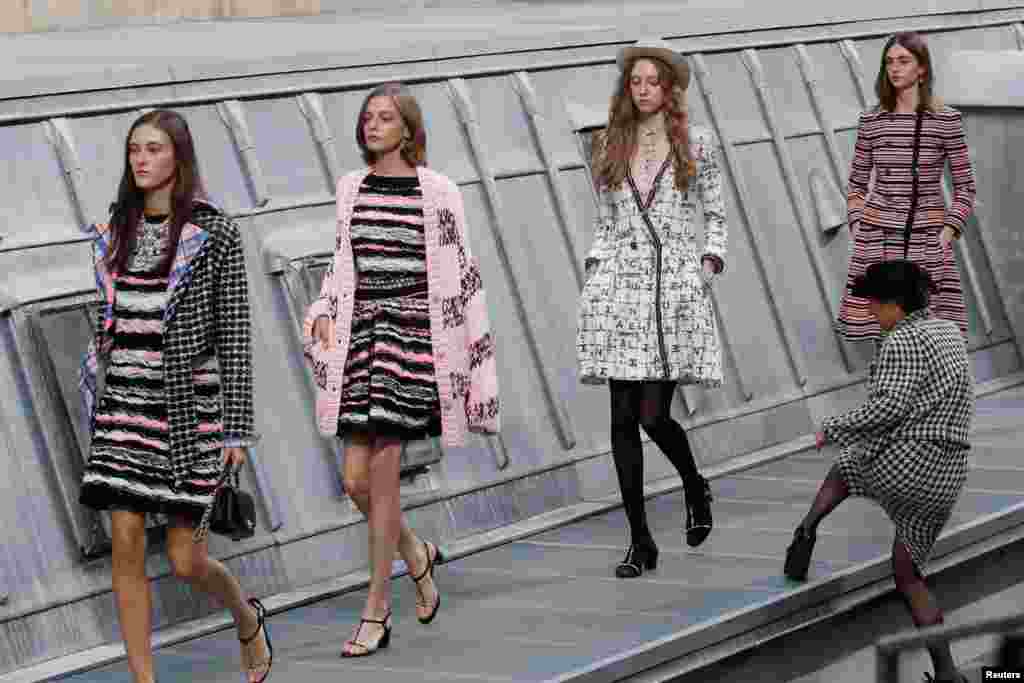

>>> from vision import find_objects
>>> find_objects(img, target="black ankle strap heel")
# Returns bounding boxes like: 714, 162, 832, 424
341, 609, 392, 658
615, 542, 659, 578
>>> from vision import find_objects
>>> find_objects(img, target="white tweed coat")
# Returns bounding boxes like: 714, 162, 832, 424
577, 126, 728, 386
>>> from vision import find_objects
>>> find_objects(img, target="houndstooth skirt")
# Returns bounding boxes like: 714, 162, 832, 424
835, 440, 968, 572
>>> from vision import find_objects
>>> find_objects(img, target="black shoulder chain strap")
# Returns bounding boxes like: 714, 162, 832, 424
903, 110, 925, 259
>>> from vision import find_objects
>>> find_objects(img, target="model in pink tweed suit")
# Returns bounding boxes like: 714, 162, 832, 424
302, 165, 500, 446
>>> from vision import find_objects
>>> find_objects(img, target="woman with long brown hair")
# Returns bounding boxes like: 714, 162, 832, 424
576, 39, 728, 578
836, 31, 976, 341
78, 110, 272, 683
303, 82, 499, 656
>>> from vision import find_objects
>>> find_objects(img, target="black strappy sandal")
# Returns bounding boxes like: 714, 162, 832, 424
341, 609, 392, 658
410, 540, 445, 624
239, 597, 273, 683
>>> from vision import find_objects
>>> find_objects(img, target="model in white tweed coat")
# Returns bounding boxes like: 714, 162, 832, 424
577, 125, 728, 386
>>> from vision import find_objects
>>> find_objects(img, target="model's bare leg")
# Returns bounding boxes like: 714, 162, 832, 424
110, 511, 155, 683
165, 520, 268, 682
364, 436, 403, 613
340, 433, 399, 654
342, 435, 436, 625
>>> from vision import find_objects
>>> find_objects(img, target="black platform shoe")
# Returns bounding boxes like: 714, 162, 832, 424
615, 542, 659, 578
783, 525, 817, 581
684, 476, 713, 548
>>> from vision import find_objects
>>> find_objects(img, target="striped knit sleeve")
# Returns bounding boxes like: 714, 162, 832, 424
212, 219, 258, 447
943, 109, 976, 237
846, 111, 874, 231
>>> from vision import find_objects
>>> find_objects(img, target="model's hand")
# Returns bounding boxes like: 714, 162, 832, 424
312, 315, 331, 347
940, 226, 956, 249
222, 446, 246, 470
815, 431, 828, 450
701, 259, 717, 286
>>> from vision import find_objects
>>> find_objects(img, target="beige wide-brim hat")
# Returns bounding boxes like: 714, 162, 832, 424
617, 37, 690, 91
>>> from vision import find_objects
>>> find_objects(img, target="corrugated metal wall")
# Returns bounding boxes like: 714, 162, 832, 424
0, 9, 1021, 673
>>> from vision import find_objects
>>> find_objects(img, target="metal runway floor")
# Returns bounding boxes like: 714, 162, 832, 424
49, 386, 1024, 683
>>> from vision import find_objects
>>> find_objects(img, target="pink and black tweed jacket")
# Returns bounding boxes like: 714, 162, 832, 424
302, 167, 500, 446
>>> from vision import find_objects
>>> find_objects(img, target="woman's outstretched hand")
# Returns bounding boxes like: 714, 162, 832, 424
222, 446, 246, 469
701, 259, 717, 286
312, 315, 331, 347
940, 226, 956, 250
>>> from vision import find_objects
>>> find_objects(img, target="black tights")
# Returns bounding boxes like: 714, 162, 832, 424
801, 464, 956, 679
609, 379, 700, 546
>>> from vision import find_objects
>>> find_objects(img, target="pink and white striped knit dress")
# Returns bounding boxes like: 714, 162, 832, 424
336, 174, 442, 440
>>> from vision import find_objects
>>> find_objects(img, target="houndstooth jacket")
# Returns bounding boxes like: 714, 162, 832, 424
302, 167, 500, 446
822, 308, 973, 459
79, 200, 259, 490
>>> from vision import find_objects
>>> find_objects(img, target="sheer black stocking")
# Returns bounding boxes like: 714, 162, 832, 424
609, 379, 701, 545
800, 464, 850, 534
892, 540, 957, 680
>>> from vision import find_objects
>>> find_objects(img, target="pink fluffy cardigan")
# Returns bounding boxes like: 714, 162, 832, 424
302, 166, 500, 446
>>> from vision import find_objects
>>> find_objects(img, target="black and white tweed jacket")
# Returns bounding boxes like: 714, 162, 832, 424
822, 308, 973, 458
79, 200, 258, 490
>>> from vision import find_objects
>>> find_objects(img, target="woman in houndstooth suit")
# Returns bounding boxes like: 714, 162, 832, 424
785, 260, 972, 683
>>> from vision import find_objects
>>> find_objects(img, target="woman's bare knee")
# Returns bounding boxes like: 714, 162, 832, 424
110, 511, 147, 568
343, 474, 371, 500
343, 432, 374, 500
166, 524, 208, 582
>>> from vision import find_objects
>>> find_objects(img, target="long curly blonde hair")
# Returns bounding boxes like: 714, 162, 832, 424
593, 56, 696, 192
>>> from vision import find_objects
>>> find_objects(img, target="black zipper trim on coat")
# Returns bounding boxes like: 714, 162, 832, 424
626, 156, 673, 379
903, 110, 925, 259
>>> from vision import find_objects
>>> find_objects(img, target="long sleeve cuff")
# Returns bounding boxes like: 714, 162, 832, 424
224, 433, 261, 449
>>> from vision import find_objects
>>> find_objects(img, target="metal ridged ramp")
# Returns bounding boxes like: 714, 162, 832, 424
9, 373, 1024, 683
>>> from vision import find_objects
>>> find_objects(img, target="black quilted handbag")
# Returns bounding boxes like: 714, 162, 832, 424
193, 464, 256, 542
